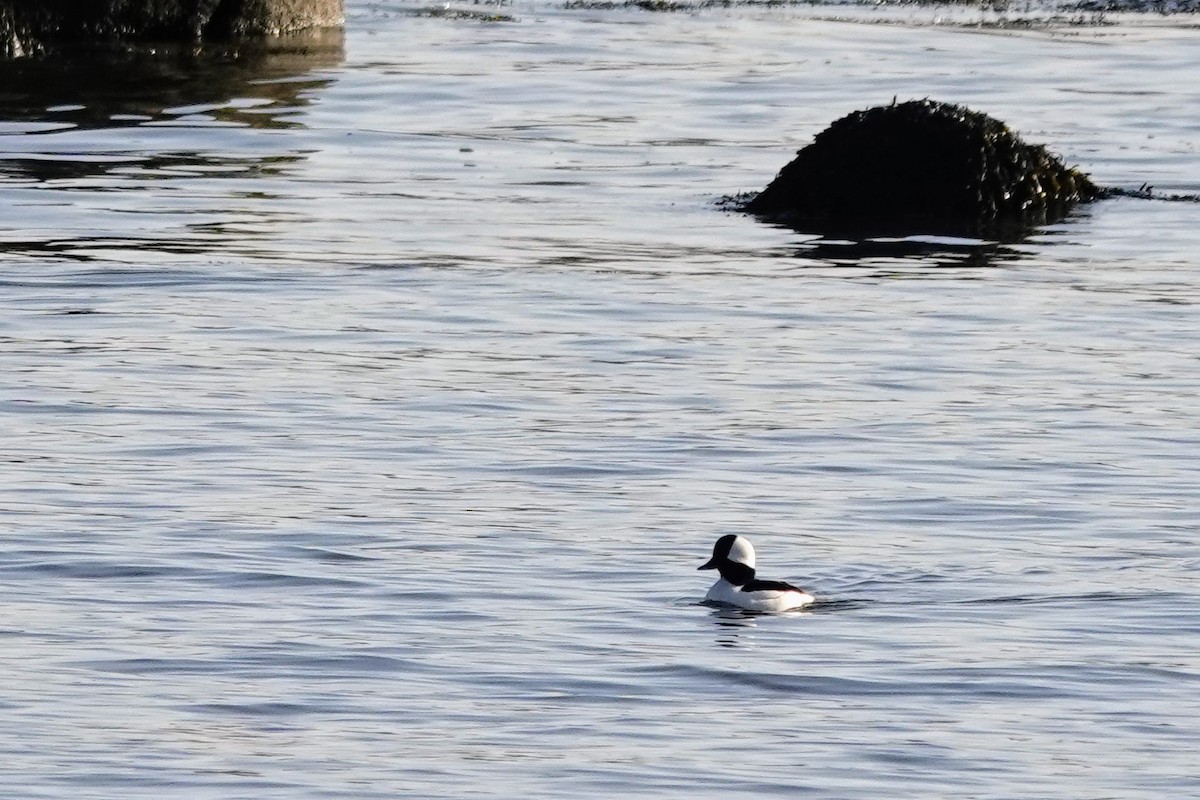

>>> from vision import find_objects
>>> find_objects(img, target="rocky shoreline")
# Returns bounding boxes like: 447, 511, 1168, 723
1, 0, 344, 58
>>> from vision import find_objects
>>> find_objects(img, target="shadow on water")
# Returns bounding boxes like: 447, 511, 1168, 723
717, 195, 1078, 273
742, 190, 1200, 275
791, 234, 1028, 272
0, 32, 343, 262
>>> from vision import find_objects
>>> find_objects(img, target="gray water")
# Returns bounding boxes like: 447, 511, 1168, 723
3, 2, 1200, 797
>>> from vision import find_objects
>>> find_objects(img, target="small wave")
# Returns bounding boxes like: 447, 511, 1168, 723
0, 558, 193, 581
959, 590, 1170, 607
1102, 185, 1200, 203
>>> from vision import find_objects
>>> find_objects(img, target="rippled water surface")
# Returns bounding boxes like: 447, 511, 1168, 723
2, 2, 1200, 797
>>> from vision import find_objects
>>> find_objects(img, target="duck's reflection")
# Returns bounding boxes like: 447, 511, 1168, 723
709, 607, 759, 648
706, 602, 827, 648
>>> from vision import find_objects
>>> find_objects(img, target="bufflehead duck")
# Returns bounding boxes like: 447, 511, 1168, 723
698, 534, 815, 612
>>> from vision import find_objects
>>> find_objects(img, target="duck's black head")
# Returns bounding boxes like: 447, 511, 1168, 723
698, 534, 756, 587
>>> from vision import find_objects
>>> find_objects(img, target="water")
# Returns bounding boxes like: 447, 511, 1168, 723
2, 2, 1200, 797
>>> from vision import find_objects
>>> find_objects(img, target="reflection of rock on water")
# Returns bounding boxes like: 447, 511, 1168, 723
0, 31, 343, 184
0, 31, 343, 130
0, 32, 344, 262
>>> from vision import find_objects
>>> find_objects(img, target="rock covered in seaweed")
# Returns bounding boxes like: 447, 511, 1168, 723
1, 0, 344, 58
743, 99, 1100, 236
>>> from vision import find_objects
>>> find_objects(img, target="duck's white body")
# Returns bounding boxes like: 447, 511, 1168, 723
704, 576, 815, 612
699, 535, 815, 612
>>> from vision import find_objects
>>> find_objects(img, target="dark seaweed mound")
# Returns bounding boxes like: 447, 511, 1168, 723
743, 99, 1100, 237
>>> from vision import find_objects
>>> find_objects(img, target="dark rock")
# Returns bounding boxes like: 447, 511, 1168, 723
742, 99, 1101, 238
1, 0, 344, 57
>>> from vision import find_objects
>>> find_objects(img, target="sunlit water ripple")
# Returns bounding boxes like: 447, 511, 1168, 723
1, 1, 1199, 798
